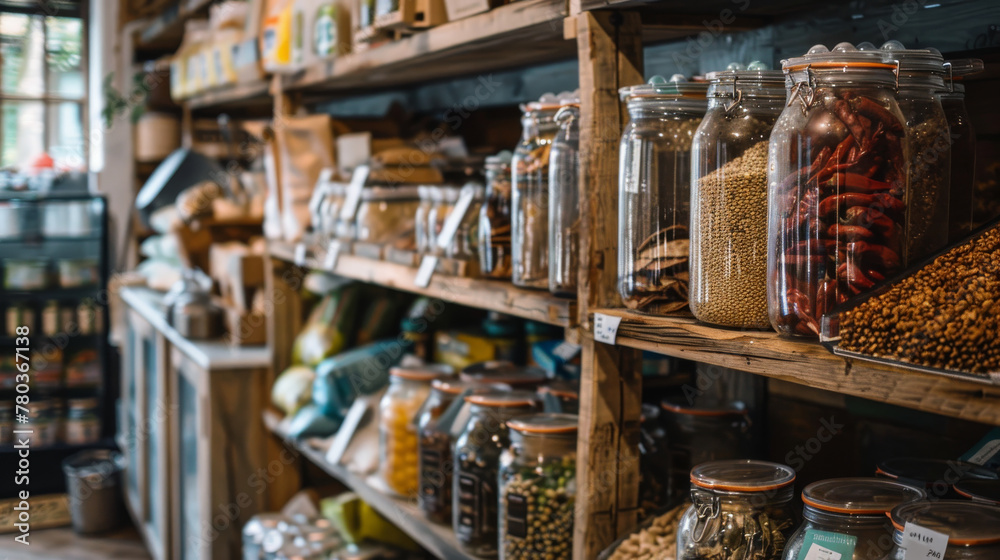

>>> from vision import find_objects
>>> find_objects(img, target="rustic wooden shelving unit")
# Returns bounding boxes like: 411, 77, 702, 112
135, 1, 1000, 558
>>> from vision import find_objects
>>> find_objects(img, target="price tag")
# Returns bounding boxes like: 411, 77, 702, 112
415, 255, 438, 288
338, 165, 370, 226
436, 187, 477, 250
552, 342, 581, 361
294, 243, 307, 267
796, 530, 855, 560
323, 240, 342, 270
901, 522, 948, 560
593, 313, 622, 345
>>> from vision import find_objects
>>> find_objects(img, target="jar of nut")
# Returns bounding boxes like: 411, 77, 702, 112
377, 364, 452, 498
618, 75, 708, 314
499, 413, 577, 560
689, 62, 785, 328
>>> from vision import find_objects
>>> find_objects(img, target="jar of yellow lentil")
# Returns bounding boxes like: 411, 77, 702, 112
378, 364, 452, 497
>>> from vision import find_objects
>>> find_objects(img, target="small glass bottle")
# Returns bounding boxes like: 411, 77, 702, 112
480, 151, 514, 279
512, 98, 560, 289
618, 75, 708, 314
783, 478, 925, 560
453, 391, 537, 558
884, 501, 1000, 560
378, 365, 451, 497
676, 460, 798, 560
499, 413, 577, 560
548, 99, 580, 298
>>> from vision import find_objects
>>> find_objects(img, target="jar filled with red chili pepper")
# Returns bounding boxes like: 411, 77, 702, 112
618, 75, 708, 314
767, 43, 908, 337
880, 41, 951, 264
939, 58, 983, 242
690, 62, 785, 329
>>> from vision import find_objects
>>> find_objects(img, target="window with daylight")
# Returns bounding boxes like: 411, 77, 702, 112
0, 11, 85, 170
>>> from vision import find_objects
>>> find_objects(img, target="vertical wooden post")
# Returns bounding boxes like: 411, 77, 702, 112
574, 10, 644, 560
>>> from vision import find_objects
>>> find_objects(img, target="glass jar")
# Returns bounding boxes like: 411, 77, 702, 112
954, 480, 1000, 506
690, 63, 785, 328
537, 380, 579, 414
415, 186, 437, 254
767, 43, 908, 337
459, 361, 549, 390
512, 101, 560, 289
783, 478, 925, 560
378, 365, 451, 497
353, 186, 421, 244
884, 501, 1000, 560
881, 41, 951, 264
548, 102, 580, 298
428, 186, 462, 253
661, 399, 756, 502
64, 397, 101, 445
619, 75, 708, 314
454, 391, 537, 558
446, 183, 485, 261
480, 151, 514, 279
499, 413, 577, 560
677, 460, 798, 560
940, 58, 983, 241
418, 378, 485, 524
876, 457, 999, 500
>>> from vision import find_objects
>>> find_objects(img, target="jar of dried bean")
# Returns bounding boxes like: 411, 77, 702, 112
512, 98, 560, 290
690, 62, 785, 328
480, 151, 514, 279
881, 41, 952, 264
619, 75, 707, 313
767, 43, 908, 337
940, 58, 983, 242
884, 501, 1000, 560
378, 365, 451, 497
499, 413, 577, 560
454, 391, 537, 558
548, 100, 580, 298
417, 378, 486, 524
783, 478, 925, 560
677, 460, 798, 560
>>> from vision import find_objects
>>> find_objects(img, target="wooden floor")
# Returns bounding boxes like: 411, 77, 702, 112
0, 526, 150, 560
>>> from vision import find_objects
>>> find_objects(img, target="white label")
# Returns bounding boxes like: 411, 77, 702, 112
901, 522, 949, 560
436, 188, 476, 250
323, 240, 342, 270
593, 313, 622, 345
338, 165, 370, 225
804, 544, 842, 560
415, 255, 438, 288
968, 439, 1000, 466
553, 342, 581, 361
294, 243, 307, 267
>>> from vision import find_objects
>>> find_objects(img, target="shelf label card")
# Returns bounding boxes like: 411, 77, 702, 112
436, 186, 476, 250
338, 165, 370, 225
324, 240, 342, 270
961, 427, 1000, 469
553, 341, 581, 361
901, 522, 948, 560
415, 255, 438, 288
797, 530, 855, 560
593, 313, 622, 345
294, 243, 307, 267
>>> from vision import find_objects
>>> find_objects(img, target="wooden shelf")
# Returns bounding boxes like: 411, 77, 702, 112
262, 410, 476, 560
591, 308, 1000, 426
282, 0, 572, 94
268, 240, 576, 327
185, 79, 273, 111
136, 0, 212, 52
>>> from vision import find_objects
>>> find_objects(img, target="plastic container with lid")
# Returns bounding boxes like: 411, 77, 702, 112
459, 361, 549, 390
954, 479, 1000, 506
690, 62, 785, 328
548, 97, 581, 298
453, 391, 538, 557
884, 501, 1000, 559
783, 478, 926, 560
618, 75, 708, 314
479, 151, 515, 279
352, 186, 421, 244
677, 460, 798, 560
661, 398, 756, 502
512, 94, 563, 290
377, 364, 453, 497
767, 43, 909, 337
940, 58, 984, 242
876, 457, 999, 500
499, 413, 578, 560
880, 41, 951, 264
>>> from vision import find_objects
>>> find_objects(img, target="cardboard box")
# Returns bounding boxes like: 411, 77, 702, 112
226, 307, 268, 345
